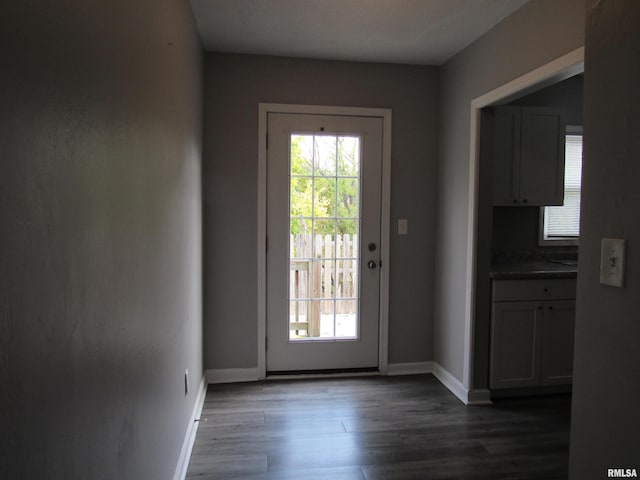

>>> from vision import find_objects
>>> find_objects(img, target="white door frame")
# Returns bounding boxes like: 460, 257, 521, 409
462, 47, 584, 395
257, 103, 392, 379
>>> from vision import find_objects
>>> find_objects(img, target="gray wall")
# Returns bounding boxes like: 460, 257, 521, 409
435, 0, 585, 382
570, 0, 640, 475
203, 53, 438, 369
0, 1, 203, 478
508, 73, 584, 125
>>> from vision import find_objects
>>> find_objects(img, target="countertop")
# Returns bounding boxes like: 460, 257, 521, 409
490, 260, 578, 280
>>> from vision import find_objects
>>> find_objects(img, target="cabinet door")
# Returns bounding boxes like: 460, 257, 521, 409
492, 106, 521, 206
490, 301, 542, 389
519, 107, 566, 206
540, 300, 576, 385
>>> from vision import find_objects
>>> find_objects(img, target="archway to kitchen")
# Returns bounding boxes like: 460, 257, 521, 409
464, 47, 585, 400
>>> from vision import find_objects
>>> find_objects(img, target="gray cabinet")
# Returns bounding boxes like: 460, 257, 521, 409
491, 301, 541, 389
490, 279, 576, 390
540, 300, 576, 385
493, 106, 566, 206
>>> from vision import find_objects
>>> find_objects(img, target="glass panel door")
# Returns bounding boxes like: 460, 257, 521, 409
266, 111, 382, 373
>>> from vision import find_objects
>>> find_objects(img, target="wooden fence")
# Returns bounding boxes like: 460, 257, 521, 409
289, 233, 359, 336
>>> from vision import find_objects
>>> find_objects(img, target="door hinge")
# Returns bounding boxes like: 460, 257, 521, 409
266, 133, 269, 149
265, 336, 268, 351
266, 236, 268, 252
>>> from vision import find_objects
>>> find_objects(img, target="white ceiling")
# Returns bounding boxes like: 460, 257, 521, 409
191, 0, 530, 66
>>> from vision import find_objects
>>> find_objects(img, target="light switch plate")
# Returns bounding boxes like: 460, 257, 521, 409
398, 219, 408, 235
600, 238, 626, 287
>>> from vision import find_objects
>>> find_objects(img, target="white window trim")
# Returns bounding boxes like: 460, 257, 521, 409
539, 125, 582, 246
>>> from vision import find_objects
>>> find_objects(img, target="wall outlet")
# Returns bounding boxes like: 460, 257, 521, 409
184, 369, 189, 395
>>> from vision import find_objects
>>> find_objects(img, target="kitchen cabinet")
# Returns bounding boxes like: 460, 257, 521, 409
490, 278, 576, 389
540, 300, 575, 385
493, 106, 566, 206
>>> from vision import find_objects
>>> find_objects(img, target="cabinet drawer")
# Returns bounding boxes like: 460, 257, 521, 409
492, 279, 576, 302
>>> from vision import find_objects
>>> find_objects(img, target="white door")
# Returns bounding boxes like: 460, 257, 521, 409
266, 112, 383, 373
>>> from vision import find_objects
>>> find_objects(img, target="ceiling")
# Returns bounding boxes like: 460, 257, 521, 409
191, 0, 530, 66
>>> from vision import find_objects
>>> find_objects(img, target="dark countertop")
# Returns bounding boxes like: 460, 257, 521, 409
490, 260, 578, 280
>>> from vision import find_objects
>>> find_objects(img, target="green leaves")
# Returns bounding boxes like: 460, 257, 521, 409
289, 135, 360, 236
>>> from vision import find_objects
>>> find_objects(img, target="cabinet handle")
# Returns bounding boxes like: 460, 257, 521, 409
548, 306, 553, 310
537, 305, 543, 310
513, 199, 518, 204
543, 287, 548, 293
522, 198, 528, 204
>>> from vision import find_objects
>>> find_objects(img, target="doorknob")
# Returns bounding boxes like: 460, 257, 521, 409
367, 260, 377, 270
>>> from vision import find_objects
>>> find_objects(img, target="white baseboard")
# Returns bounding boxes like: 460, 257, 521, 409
387, 361, 434, 376
467, 388, 492, 405
173, 376, 207, 480
205, 368, 260, 384
387, 362, 492, 405
432, 362, 468, 404
430, 363, 493, 406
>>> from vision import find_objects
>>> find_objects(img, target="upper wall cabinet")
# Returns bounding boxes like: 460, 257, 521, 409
493, 106, 566, 206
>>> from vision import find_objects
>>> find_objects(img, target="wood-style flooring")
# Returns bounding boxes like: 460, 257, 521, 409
186, 374, 570, 479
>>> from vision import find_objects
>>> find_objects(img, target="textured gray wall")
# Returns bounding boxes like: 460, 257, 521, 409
0, 1, 203, 478
435, 0, 585, 382
509, 74, 584, 125
203, 53, 438, 369
570, 0, 640, 475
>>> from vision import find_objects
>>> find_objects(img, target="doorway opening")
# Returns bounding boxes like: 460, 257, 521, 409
463, 47, 584, 402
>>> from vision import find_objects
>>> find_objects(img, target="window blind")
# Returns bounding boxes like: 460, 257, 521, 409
543, 134, 583, 238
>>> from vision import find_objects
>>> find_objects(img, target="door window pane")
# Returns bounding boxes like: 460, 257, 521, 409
289, 134, 361, 340
313, 178, 336, 217
314, 135, 337, 176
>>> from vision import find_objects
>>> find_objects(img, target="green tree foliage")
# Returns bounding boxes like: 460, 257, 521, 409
290, 135, 360, 236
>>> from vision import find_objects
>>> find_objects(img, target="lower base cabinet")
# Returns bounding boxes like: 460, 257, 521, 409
490, 279, 576, 390
540, 300, 576, 385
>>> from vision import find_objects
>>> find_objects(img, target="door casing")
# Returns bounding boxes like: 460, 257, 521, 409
257, 103, 392, 379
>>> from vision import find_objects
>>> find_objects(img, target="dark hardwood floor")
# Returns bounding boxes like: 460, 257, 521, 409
186, 374, 570, 479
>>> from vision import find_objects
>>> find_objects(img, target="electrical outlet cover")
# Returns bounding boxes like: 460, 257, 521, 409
398, 219, 408, 235
600, 238, 626, 287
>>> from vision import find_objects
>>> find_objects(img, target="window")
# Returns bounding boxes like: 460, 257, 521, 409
540, 126, 583, 244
